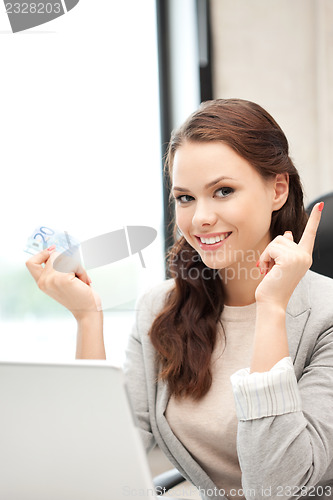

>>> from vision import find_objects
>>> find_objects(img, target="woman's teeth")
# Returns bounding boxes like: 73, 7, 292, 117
199, 233, 230, 244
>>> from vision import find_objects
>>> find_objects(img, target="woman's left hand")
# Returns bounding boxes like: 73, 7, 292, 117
255, 202, 324, 309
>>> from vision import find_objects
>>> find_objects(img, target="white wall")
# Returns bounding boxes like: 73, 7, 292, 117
210, 0, 333, 205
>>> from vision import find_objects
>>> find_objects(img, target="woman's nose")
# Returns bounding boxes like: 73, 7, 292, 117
192, 200, 218, 227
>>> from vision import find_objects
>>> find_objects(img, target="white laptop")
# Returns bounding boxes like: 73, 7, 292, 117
0, 360, 164, 500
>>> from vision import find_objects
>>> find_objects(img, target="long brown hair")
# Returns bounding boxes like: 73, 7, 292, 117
149, 98, 308, 400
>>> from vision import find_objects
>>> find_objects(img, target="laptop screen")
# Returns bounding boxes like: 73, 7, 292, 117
0, 360, 157, 499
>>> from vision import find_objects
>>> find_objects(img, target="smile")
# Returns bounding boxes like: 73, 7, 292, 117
195, 232, 232, 249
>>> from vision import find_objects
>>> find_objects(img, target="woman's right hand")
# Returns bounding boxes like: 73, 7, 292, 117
26, 247, 102, 321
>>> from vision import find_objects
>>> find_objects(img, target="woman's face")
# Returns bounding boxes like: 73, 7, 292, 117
172, 141, 282, 271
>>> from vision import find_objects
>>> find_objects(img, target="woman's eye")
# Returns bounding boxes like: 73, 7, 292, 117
215, 187, 234, 198
176, 194, 194, 204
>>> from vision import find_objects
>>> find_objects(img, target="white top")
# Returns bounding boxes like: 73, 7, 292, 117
166, 302, 257, 499
166, 302, 299, 499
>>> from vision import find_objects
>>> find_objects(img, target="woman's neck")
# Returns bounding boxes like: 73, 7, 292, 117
219, 261, 265, 306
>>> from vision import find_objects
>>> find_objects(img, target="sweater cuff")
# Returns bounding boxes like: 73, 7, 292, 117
230, 357, 302, 421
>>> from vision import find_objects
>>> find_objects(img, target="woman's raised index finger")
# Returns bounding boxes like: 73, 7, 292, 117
298, 202, 324, 253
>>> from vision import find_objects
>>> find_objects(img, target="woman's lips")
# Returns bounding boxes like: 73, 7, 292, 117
195, 232, 232, 251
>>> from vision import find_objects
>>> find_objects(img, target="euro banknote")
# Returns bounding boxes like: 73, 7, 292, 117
24, 226, 79, 256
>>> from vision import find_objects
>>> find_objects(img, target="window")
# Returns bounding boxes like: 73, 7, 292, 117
0, 0, 164, 364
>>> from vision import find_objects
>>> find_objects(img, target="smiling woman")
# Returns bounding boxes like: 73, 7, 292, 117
140, 99, 332, 499
26, 98, 333, 500
150, 98, 309, 396
171, 141, 287, 273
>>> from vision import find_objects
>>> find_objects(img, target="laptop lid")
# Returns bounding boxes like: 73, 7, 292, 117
0, 360, 157, 500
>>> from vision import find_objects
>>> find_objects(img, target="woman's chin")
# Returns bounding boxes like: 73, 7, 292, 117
200, 256, 226, 270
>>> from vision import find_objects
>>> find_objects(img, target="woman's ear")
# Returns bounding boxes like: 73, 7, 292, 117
272, 173, 289, 210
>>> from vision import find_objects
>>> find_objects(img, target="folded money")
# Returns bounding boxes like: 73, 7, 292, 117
24, 226, 80, 256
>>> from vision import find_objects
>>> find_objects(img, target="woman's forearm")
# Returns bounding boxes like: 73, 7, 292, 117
75, 312, 106, 359
250, 303, 288, 373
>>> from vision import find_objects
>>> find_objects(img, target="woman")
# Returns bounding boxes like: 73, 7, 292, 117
27, 99, 333, 500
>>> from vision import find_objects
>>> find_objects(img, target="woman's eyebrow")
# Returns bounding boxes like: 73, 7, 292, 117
172, 176, 237, 192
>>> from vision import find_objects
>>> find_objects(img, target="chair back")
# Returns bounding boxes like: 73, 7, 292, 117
306, 192, 333, 279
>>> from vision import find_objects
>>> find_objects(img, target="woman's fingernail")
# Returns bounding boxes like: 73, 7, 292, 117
47, 245, 56, 251
318, 202, 324, 212
256, 260, 260, 267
